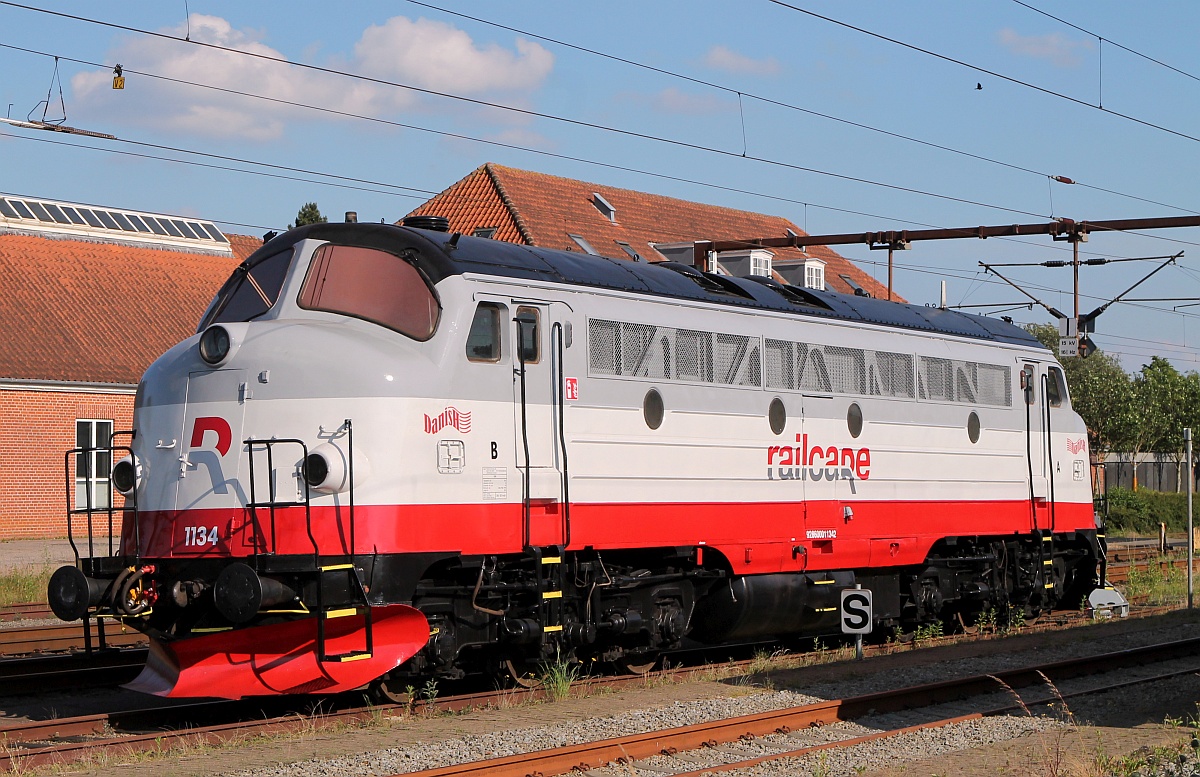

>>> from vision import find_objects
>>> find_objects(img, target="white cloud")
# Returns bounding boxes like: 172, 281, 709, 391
997, 27, 1094, 68
70, 14, 553, 141
354, 17, 553, 94
703, 45, 781, 77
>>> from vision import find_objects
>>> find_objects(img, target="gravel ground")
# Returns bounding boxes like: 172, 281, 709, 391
10, 602, 1196, 777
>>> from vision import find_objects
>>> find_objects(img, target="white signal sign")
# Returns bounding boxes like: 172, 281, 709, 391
1058, 336, 1078, 358
840, 588, 873, 634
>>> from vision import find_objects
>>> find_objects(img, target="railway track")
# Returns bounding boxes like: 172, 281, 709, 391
0, 621, 145, 656
396, 636, 1200, 777
0, 606, 1189, 772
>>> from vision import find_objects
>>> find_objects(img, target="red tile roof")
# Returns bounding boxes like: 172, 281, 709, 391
407, 163, 894, 300
0, 234, 254, 384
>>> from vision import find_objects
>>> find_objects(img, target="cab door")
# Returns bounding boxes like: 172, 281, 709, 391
511, 302, 567, 547
1022, 361, 1054, 532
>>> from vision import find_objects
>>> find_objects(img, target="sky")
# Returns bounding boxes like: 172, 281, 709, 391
2, 0, 1200, 373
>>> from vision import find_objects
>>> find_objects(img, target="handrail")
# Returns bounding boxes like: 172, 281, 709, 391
552, 321, 571, 549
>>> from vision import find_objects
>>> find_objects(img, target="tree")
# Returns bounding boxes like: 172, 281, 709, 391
290, 202, 327, 228
1023, 323, 1136, 467
1136, 356, 1188, 490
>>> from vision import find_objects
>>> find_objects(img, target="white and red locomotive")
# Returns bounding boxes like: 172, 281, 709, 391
49, 219, 1111, 698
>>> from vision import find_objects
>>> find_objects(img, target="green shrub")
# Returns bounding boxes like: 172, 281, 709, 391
1103, 487, 1192, 535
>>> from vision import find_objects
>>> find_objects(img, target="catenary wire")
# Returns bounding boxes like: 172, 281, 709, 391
402, 0, 1199, 216
0, 1, 1059, 220
764, 0, 1200, 146
1010, 0, 1200, 84
1, 40, 1185, 265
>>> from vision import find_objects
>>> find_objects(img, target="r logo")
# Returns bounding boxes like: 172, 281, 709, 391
190, 416, 232, 456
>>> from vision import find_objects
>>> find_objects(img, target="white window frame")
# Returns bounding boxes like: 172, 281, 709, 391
803, 258, 826, 290
75, 419, 113, 510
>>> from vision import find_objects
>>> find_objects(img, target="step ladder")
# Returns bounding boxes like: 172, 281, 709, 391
315, 562, 374, 663
531, 545, 565, 639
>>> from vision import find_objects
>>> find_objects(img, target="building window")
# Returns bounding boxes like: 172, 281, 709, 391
568, 234, 599, 255
751, 253, 772, 277
803, 258, 826, 291
472, 227, 497, 239
75, 419, 113, 510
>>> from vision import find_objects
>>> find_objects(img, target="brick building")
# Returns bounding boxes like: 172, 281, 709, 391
0, 195, 257, 539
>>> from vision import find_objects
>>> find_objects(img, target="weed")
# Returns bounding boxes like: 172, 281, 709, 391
419, 677, 439, 711
912, 620, 944, 643
975, 607, 998, 634
538, 650, 582, 702
0, 564, 53, 608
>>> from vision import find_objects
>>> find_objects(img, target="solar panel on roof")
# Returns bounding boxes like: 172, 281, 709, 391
0, 194, 231, 253
201, 223, 229, 243
78, 208, 103, 228
127, 214, 152, 233
27, 202, 54, 222
110, 212, 137, 231
43, 204, 70, 224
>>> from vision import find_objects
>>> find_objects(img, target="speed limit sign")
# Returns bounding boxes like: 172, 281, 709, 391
840, 588, 873, 634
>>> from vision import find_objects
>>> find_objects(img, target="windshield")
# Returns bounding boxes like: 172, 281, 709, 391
198, 248, 293, 331
297, 244, 440, 340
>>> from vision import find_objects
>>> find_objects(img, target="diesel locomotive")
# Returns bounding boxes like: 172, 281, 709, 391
48, 219, 1118, 698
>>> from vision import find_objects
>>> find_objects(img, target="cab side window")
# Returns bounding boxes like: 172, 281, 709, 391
515, 306, 540, 364
466, 302, 504, 362
1047, 365, 1066, 407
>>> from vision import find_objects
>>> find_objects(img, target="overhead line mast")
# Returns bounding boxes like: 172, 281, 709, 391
693, 215, 1200, 356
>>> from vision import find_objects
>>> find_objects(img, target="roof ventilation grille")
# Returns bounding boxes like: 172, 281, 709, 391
402, 215, 450, 232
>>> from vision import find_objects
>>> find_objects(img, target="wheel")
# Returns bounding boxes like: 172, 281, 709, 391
614, 653, 658, 676
368, 675, 413, 705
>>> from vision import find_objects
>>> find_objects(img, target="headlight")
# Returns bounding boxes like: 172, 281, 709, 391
304, 443, 369, 494
199, 325, 231, 365
112, 455, 141, 495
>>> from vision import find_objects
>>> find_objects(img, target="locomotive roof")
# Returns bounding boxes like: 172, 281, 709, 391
263, 222, 1043, 349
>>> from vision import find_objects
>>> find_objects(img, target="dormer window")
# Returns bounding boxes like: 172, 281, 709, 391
803, 257, 826, 290
713, 248, 773, 278
591, 192, 616, 223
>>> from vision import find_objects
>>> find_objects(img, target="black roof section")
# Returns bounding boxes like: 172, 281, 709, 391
259, 222, 1043, 348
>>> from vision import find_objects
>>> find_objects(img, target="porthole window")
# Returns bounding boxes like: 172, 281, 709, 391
769, 398, 786, 435
644, 389, 664, 430
847, 403, 863, 438
968, 411, 981, 444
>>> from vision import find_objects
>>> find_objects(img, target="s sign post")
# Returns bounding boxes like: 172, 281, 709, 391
841, 584, 873, 660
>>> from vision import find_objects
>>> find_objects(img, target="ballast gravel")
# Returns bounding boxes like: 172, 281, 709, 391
172, 614, 1200, 777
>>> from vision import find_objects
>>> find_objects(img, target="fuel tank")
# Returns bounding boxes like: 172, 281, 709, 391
690, 571, 856, 642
